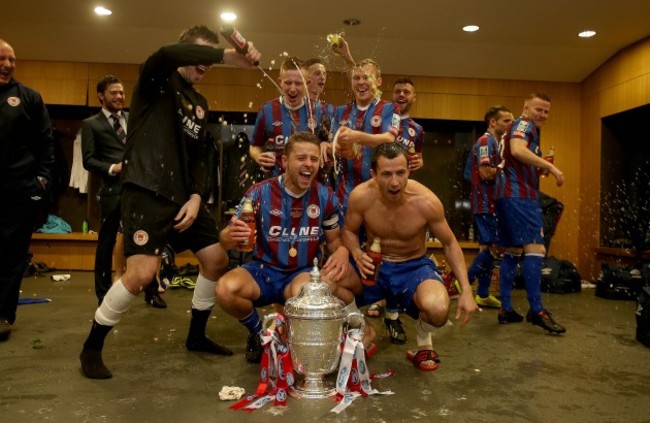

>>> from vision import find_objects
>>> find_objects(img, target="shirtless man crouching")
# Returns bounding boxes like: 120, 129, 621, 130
342, 142, 478, 371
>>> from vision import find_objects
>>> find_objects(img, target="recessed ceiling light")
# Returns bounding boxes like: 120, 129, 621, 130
343, 18, 361, 26
463, 25, 480, 32
94, 6, 112, 16
220, 12, 237, 22
578, 30, 596, 38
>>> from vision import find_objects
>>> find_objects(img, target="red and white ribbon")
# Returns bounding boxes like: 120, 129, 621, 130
331, 328, 393, 414
230, 313, 295, 412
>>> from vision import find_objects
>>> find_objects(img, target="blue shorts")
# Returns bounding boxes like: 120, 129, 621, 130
355, 256, 442, 320
241, 261, 311, 307
474, 213, 497, 245
495, 198, 544, 247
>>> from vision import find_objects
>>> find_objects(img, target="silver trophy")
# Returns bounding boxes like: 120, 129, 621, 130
285, 259, 362, 398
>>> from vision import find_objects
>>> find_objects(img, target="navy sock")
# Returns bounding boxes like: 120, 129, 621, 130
477, 271, 492, 298
468, 249, 492, 283
499, 253, 518, 311
523, 254, 545, 313
239, 310, 262, 335
385, 297, 399, 314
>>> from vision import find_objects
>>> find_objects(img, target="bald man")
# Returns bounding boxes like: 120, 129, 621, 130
0, 39, 55, 341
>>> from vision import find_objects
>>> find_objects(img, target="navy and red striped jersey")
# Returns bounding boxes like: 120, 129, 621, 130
331, 99, 400, 209
235, 175, 341, 272
468, 132, 499, 214
395, 116, 424, 153
495, 117, 541, 200
251, 97, 332, 177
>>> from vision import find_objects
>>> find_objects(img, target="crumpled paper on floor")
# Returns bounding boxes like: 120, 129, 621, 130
51, 274, 71, 281
219, 386, 245, 401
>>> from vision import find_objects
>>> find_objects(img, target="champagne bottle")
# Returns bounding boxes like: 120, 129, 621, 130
219, 25, 259, 66
238, 198, 256, 252
362, 237, 383, 286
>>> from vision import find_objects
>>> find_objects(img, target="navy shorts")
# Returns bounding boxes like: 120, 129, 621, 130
242, 261, 311, 307
121, 184, 219, 256
474, 213, 498, 245
355, 256, 442, 320
495, 198, 544, 247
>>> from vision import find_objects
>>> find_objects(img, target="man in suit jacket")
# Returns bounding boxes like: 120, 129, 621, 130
82, 75, 165, 307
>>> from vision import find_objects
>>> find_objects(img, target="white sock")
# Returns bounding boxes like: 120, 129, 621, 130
344, 299, 361, 315
343, 300, 364, 329
95, 280, 136, 326
191, 273, 217, 311
385, 311, 399, 320
415, 319, 436, 347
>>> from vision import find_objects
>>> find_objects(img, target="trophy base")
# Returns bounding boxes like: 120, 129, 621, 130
290, 377, 336, 399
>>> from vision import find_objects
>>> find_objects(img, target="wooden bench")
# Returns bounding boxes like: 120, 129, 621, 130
29, 233, 480, 272
426, 240, 480, 267
29, 233, 197, 271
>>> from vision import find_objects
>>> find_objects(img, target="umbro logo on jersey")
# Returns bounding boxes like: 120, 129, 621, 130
272, 121, 283, 127
270, 209, 283, 216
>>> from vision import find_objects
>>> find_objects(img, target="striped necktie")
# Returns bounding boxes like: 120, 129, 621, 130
111, 114, 126, 144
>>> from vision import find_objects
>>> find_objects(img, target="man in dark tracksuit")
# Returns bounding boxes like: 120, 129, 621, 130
79, 25, 261, 379
0, 39, 55, 341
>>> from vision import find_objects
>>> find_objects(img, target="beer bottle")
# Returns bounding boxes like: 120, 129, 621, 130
238, 198, 256, 252
541, 146, 555, 177
362, 237, 383, 286
407, 143, 418, 168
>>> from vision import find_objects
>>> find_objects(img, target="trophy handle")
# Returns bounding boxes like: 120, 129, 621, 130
262, 313, 288, 340
262, 313, 276, 330
345, 311, 365, 335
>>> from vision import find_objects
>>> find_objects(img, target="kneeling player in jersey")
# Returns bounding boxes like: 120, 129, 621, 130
217, 132, 365, 363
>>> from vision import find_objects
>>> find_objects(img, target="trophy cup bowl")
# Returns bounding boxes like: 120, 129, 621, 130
284, 259, 347, 398
286, 312, 345, 398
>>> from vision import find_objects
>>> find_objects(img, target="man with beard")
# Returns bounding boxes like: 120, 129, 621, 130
82, 75, 165, 308
392, 78, 424, 172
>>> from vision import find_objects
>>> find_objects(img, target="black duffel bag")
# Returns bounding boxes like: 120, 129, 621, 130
596, 263, 645, 301
636, 286, 650, 347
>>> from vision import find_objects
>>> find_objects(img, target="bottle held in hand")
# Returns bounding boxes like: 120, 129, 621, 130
238, 198, 256, 252
220, 25, 259, 66
326, 33, 343, 52
541, 146, 555, 177
362, 237, 383, 286
407, 143, 418, 167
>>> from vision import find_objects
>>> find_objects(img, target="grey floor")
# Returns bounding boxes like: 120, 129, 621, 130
1, 271, 649, 423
